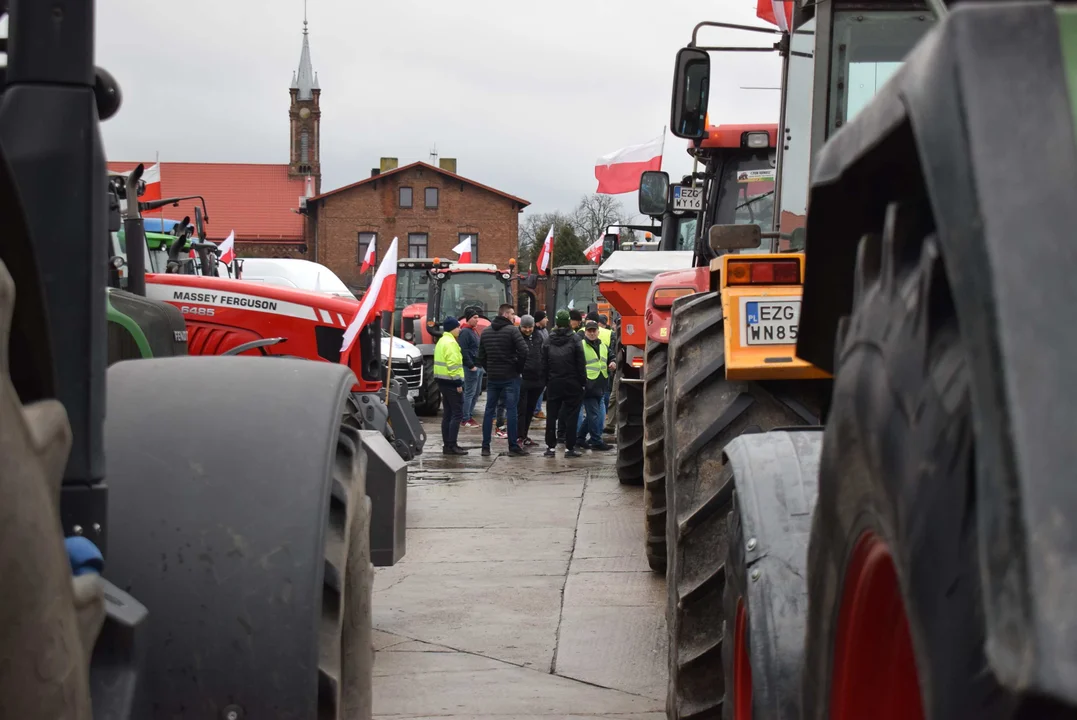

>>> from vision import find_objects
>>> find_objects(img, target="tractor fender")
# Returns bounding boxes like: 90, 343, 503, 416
644, 266, 710, 345
103, 357, 364, 717
722, 429, 822, 717
797, 2, 1077, 699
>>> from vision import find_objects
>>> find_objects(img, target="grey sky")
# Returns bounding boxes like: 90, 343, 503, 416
97, 1, 782, 223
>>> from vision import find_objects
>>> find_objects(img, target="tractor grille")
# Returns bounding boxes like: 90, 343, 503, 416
389, 357, 422, 390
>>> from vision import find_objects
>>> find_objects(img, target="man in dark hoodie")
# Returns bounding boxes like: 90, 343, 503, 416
516, 314, 545, 446
477, 303, 529, 456
542, 310, 586, 458
458, 308, 483, 427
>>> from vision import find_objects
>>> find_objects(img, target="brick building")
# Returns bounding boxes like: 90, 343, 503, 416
304, 158, 530, 289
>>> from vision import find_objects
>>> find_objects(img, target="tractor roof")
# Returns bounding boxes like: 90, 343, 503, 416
692, 123, 779, 152
444, 262, 502, 273
554, 265, 598, 275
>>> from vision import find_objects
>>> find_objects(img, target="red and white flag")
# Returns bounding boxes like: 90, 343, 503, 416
452, 235, 473, 263
594, 135, 664, 195
341, 237, 399, 363
360, 237, 376, 273
756, 0, 794, 31
219, 230, 236, 265
141, 162, 162, 203
536, 226, 554, 275
584, 237, 603, 264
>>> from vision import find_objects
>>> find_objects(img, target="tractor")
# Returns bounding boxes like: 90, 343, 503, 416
549, 264, 617, 322
0, 5, 398, 716
660, 0, 1077, 718
389, 258, 515, 415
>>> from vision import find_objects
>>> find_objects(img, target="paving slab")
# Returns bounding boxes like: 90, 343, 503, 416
400, 527, 576, 564
407, 494, 584, 530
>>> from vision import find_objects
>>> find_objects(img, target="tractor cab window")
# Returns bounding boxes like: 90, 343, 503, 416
677, 216, 697, 252
395, 267, 431, 306
706, 151, 778, 253
439, 271, 507, 319
555, 274, 596, 312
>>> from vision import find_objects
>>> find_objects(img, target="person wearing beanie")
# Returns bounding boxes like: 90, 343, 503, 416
531, 310, 550, 418
459, 309, 483, 428
433, 316, 467, 455
477, 303, 530, 456
569, 309, 584, 333
515, 314, 545, 446
542, 308, 587, 457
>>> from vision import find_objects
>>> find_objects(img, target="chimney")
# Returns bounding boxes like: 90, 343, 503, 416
380, 157, 399, 172
438, 157, 457, 174
371, 168, 380, 177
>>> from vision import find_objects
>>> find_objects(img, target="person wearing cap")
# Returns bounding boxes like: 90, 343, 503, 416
433, 316, 467, 455
515, 315, 546, 446
531, 310, 549, 419
459, 308, 483, 428
577, 320, 615, 451
542, 309, 587, 458
569, 309, 584, 333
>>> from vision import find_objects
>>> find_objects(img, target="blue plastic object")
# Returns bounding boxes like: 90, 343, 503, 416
65, 536, 104, 576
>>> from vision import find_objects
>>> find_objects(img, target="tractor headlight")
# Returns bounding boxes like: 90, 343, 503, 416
745, 131, 769, 148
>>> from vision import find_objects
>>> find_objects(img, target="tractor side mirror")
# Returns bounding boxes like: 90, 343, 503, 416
788, 227, 807, 250
709, 224, 762, 251
525, 273, 538, 290
671, 47, 710, 140
638, 171, 670, 217
194, 206, 206, 241
602, 233, 620, 259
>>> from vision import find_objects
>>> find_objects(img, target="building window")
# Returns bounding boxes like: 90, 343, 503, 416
358, 232, 376, 265
458, 233, 478, 262
425, 187, 439, 209
399, 187, 413, 208
408, 233, 428, 259
300, 130, 310, 164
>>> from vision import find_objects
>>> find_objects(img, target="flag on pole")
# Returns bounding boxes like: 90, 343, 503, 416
756, 0, 794, 31
584, 237, 603, 264
219, 230, 236, 265
341, 237, 399, 364
141, 162, 162, 203
451, 235, 474, 263
536, 226, 554, 275
594, 135, 664, 195
360, 237, 376, 273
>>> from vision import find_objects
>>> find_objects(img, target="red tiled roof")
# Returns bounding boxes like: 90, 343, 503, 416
108, 162, 308, 243
310, 161, 530, 208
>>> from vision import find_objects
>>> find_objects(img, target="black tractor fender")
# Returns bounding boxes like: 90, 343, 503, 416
797, 2, 1077, 700
103, 357, 364, 716
721, 429, 822, 717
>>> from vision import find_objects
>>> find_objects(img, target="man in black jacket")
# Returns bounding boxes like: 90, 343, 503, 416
477, 303, 529, 456
542, 310, 586, 458
516, 315, 545, 446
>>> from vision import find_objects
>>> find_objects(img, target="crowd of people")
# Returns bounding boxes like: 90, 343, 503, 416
432, 303, 619, 458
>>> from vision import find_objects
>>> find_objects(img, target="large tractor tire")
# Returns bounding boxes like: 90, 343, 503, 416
642, 337, 668, 573
105, 358, 375, 719
664, 291, 826, 720
615, 372, 644, 486
801, 204, 1076, 720
413, 355, 441, 416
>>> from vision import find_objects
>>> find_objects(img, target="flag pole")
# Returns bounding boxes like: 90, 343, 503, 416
384, 317, 394, 404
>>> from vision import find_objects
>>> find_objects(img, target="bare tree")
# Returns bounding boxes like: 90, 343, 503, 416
571, 194, 628, 245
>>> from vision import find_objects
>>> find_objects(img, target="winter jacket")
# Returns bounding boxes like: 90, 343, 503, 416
458, 326, 480, 369
520, 331, 546, 389
542, 328, 586, 399
536, 327, 550, 345
582, 336, 608, 398
477, 315, 528, 381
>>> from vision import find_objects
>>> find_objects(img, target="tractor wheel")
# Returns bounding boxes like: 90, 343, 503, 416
643, 337, 668, 573
322, 423, 375, 720
615, 373, 644, 486
665, 291, 825, 720
801, 203, 1076, 720
413, 356, 441, 416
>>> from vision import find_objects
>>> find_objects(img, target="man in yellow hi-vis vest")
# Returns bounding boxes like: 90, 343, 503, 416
434, 316, 467, 455
578, 320, 615, 451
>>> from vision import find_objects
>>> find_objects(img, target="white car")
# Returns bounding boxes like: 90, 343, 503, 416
238, 258, 424, 401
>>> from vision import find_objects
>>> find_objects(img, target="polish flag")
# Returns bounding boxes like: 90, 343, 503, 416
141, 162, 162, 203
756, 0, 794, 31
452, 235, 473, 263
584, 237, 603, 263
360, 238, 376, 273
219, 230, 236, 265
536, 226, 554, 275
341, 237, 399, 363
594, 135, 664, 195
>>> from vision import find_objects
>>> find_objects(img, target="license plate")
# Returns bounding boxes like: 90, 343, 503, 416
740, 297, 799, 346
672, 184, 704, 212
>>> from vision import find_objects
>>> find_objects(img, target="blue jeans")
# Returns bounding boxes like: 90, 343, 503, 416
462, 367, 484, 422
578, 395, 606, 446
483, 378, 520, 449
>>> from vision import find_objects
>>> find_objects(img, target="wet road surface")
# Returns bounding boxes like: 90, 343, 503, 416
373, 415, 668, 719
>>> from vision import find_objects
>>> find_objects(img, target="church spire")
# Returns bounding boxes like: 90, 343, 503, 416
292, 0, 318, 101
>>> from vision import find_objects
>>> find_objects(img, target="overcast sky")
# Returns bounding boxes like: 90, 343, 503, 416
97, 1, 783, 223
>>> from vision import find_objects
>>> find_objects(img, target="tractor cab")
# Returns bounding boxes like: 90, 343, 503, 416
427, 262, 513, 336
391, 257, 452, 344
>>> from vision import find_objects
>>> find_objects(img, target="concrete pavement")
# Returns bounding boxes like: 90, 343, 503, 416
373, 416, 668, 719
